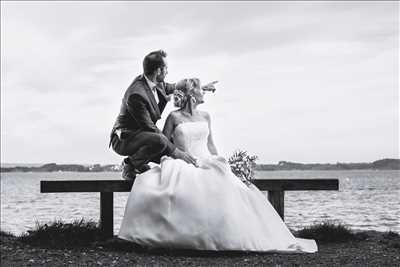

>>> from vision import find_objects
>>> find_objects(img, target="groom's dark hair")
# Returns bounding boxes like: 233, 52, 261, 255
143, 50, 167, 76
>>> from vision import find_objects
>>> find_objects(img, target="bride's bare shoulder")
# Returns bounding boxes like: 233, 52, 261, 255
199, 110, 211, 121
167, 110, 181, 119
165, 111, 178, 125
166, 110, 186, 126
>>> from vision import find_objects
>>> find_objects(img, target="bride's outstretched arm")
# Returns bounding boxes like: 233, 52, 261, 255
205, 112, 218, 155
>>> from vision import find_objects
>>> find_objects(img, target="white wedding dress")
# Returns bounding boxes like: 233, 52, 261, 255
118, 121, 317, 252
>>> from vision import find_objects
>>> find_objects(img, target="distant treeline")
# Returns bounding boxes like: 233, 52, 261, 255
1, 159, 399, 173
0, 163, 121, 173
255, 158, 400, 171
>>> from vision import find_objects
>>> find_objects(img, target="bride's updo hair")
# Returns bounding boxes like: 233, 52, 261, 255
173, 78, 200, 108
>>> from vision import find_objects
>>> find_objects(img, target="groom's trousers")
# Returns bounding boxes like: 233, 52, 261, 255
110, 130, 174, 167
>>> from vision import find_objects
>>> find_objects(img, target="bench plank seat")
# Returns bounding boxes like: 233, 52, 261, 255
40, 179, 338, 193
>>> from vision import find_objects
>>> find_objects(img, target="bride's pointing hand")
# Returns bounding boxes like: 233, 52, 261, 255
201, 81, 218, 92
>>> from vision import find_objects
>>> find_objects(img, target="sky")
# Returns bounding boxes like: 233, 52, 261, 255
1, 1, 398, 165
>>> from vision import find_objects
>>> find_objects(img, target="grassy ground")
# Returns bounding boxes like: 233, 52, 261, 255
1, 220, 399, 266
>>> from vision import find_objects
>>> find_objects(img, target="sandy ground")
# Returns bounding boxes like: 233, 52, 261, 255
1, 231, 399, 267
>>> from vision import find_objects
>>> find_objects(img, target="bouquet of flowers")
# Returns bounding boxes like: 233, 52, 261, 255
228, 150, 258, 186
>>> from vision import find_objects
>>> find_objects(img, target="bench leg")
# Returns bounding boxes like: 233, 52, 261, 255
268, 190, 285, 220
100, 192, 113, 239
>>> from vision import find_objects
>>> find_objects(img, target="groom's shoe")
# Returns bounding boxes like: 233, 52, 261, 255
121, 159, 135, 180
121, 158, 137, 180
121, 159, 150, 180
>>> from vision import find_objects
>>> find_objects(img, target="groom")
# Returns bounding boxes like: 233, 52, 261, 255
110, 50, 198, 180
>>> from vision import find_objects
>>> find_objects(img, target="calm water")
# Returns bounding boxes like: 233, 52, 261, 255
1, 170, 399, 235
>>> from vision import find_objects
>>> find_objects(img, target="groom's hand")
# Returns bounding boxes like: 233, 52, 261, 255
171, 148, 198, 167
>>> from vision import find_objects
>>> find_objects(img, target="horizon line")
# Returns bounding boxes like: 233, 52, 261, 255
1, 158, 399, 167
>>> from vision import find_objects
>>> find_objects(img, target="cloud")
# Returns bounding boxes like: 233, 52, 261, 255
1, 1, 398, 163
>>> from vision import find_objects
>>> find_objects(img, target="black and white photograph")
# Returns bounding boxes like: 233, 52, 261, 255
1, 1, 399, 266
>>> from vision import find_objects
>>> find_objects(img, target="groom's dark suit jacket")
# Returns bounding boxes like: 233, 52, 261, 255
110, 75, 176, 152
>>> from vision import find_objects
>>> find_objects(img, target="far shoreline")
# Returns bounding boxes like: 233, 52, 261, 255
1, 158, 399, 173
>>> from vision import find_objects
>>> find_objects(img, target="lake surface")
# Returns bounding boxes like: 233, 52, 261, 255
1, 170, 399, 235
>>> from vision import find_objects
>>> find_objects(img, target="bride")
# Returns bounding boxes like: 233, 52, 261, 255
118, 78, 317, 253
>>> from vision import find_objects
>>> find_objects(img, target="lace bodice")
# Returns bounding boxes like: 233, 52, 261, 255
172, 121, 211, 158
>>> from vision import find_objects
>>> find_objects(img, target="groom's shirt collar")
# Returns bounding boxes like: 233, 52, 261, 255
144, 74, 159, 104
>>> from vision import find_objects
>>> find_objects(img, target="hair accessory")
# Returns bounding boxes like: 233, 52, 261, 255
190, 95, 197, 104
173, 89, 185, 108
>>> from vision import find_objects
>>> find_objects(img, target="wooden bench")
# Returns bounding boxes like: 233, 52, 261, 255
40, 179, 339, 238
